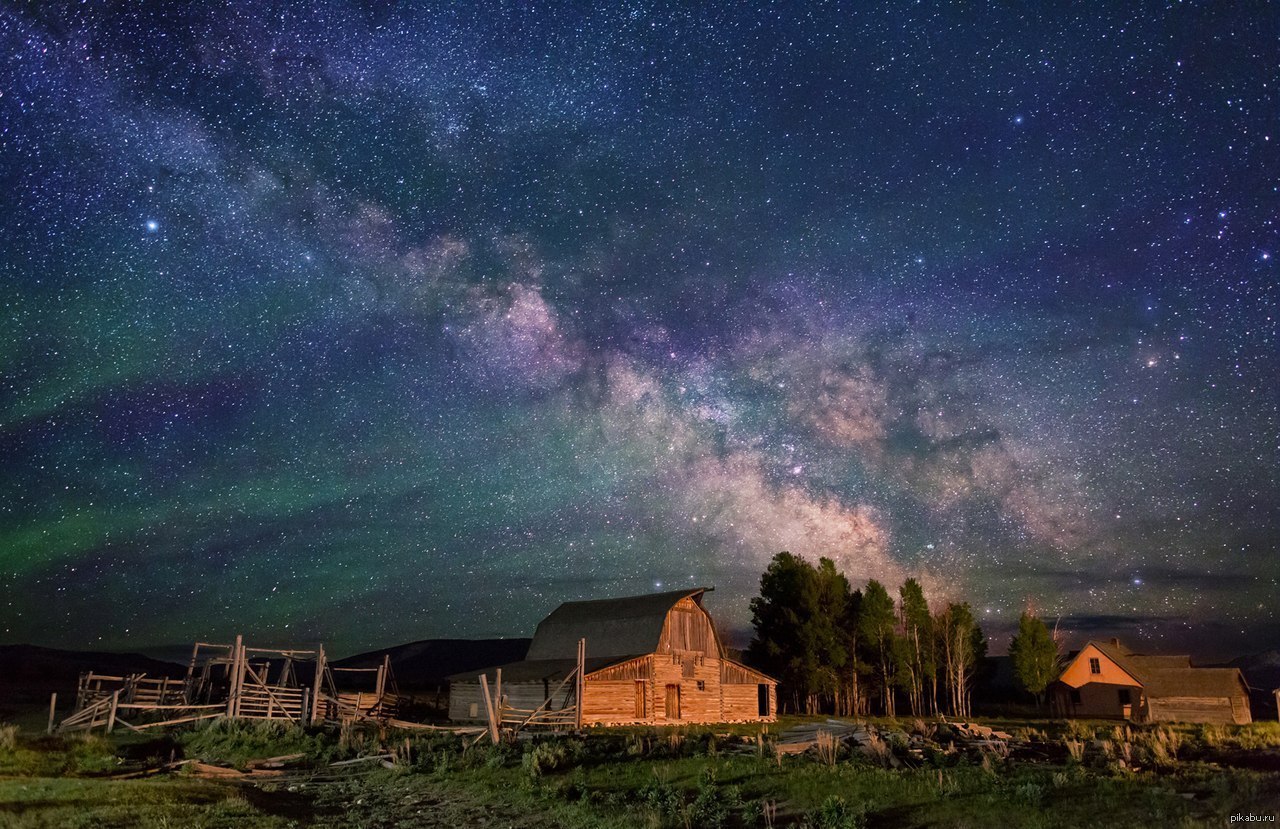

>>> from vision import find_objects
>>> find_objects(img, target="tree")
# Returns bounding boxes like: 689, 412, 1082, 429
747, 552, 818, 713
858, 580, 899, 716
935, 602, 983, 718
808, 558, 852, 713
1008, 611, 1060, 708
898, 579, 933, 716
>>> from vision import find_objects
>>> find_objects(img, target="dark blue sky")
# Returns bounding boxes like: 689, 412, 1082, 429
1, 2, 1275, 657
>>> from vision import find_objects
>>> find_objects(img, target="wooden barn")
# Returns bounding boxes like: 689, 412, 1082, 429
1049, 639, 1251, 724
448, 588, 777, 727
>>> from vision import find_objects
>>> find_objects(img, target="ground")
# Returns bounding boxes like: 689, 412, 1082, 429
1, 715, 1278, 828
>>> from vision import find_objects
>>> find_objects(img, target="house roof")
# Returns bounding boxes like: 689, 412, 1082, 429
1080, 640, 1248, 700
1141, 667, 1250, 700
524, 587, 712, 661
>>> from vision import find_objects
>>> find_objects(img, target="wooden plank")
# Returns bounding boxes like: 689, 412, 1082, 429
47, 693, 57, 735
479, 674, 499, 743
311, 644, 325, 725
106, 690, 120, 733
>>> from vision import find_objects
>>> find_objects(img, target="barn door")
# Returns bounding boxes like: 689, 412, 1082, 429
758, 684, 769, 717
634, 681, 646, 719
665, 684, 681, 719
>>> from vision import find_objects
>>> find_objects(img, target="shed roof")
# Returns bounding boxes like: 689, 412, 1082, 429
524, 587, 712, 661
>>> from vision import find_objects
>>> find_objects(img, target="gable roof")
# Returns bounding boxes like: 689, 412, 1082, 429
1079, 640, 1248, 699
525, 587, 712, 661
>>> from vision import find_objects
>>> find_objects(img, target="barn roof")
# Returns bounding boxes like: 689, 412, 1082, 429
525, 587, 711, 661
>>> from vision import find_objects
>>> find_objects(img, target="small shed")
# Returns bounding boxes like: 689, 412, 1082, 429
1049, 639, 1251, 724
448, 588, 777, 726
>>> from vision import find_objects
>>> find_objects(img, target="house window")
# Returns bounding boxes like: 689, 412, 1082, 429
1118, 689, 1132, 706
696, 680, 706, 691
1069, 689, 1081, 705
1089, 658, 1101, 675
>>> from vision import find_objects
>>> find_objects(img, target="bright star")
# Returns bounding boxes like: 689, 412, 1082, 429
145, 220, 159, 232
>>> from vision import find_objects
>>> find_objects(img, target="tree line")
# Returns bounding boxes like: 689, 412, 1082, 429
744, 552, 1062, 717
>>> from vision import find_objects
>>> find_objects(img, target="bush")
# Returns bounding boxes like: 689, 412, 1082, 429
0, 724, 18, 752
178, 718, 336, 769
804, 795, 866, 829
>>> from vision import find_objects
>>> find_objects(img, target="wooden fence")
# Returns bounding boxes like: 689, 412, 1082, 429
54, 636, 404, 734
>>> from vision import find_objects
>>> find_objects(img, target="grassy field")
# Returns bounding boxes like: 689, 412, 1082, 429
1, 717, 1278, 827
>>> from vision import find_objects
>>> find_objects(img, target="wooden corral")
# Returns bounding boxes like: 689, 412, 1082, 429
449, 588, 777, 733
1050, 639, 1252, 725
54, 635, 403, 734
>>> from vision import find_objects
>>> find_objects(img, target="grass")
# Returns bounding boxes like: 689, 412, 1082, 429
0, 716, 1278, 827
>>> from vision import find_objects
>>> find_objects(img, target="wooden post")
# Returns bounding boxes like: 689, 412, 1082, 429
106, 690, 120, 733
301, 687, 310, 725
47, 693, 57, 735
575, 638, 585, 730
226, 636, 241, 719
479, 674, 499, 744
495, 667, 503, 723
376, 654, 390, 716
311, 645, 326, 725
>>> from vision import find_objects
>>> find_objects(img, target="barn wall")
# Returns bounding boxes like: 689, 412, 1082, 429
657, 597, 719, 657
448, 682, 483, 721
449, 679, 576, 721
647, 652, 723, 723
1148, 696, 1251, 725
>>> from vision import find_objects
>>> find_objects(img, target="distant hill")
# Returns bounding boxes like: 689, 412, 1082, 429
1225, 649, 1280, 691
0, 644, 185, 715
334, 638, 531, 690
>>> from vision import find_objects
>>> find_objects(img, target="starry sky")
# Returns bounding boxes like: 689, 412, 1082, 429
1, 2, 1276, 659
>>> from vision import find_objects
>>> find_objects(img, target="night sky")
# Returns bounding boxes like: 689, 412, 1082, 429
2, 2, 1276, 658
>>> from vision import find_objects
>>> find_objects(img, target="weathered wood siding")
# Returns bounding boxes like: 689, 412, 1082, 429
449, 679, 574, 721
656, 597, 718, 656
1148, 696, 1251, 725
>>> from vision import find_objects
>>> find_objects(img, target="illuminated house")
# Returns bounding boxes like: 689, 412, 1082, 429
1049, 639, 1251, 724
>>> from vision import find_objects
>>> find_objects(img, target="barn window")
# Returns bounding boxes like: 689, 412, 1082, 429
1118, 689, 1132, 706
468, 702, 478, 718
1069, 689, 1081, 704
696, 680, 706, 691
1089, 658, 1101, 674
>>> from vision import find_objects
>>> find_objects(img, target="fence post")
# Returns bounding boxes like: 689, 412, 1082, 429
47, 693, 57, 735
106, 690, 120, 733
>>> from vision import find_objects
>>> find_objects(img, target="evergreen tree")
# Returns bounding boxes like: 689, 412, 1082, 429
747, 552, 817, 713
1008, 611, 1060, 708
809, 558, 852, 713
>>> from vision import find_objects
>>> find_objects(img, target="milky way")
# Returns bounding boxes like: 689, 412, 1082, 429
1, 3, 1276, 657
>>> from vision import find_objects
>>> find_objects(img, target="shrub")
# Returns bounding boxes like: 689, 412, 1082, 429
1013, 781, 1045, 806
0, 724, 17, 752
803, 795, 866, 829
